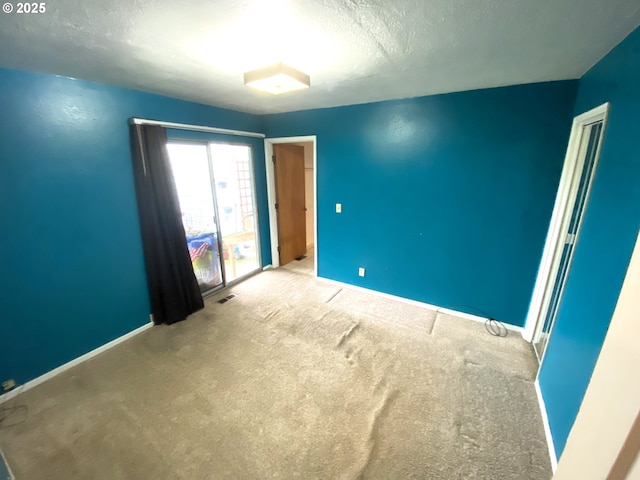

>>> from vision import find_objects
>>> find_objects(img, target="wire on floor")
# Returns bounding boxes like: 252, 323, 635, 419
485, 318, 508, 337
439, 304, 509, 338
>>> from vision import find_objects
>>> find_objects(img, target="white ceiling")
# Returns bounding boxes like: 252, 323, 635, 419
1, 0, 639, 114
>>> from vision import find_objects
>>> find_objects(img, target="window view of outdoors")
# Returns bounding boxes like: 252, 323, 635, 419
167, 141, 259, 292
210, 143, 259, 281
167, 143, 223, 293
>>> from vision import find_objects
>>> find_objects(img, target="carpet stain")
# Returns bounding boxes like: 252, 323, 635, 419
336, 322, 360, 348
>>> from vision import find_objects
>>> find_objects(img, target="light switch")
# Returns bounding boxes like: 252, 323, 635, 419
336, 203, 342, 213
358, 267, 365, 277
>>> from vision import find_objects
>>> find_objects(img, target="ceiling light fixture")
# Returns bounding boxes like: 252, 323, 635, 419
243, 62, 310, 95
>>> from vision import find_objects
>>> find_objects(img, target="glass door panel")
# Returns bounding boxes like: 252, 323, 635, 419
209, 143, 260, 282
533, 121, 604, 360
167, 142, 224, 293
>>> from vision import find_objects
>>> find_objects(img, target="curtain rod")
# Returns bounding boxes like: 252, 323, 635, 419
130, 117, 266, 139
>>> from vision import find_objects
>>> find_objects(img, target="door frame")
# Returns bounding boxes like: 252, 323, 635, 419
264, 136, 317, 275
523, 103, 610, 346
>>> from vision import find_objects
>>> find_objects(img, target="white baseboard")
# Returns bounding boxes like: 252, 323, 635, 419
262, 264, 273, 271
0, 322, 153, 405
535, 379, 558, 472
317, 276, 523, 334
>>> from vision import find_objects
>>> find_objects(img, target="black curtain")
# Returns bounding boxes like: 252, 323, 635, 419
130, 123, 204, 325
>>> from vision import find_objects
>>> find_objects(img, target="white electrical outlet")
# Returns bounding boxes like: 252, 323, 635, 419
2, 379, 16, 392
358, 267, 365, 277
336, 203, 342, 213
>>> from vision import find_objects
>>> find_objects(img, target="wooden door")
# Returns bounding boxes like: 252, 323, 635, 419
273, 144, 306, 265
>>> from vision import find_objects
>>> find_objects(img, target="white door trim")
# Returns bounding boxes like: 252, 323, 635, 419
264, 136, 318, 275
523, 103, 609, 343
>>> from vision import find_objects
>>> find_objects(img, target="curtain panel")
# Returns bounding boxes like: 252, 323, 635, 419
129, 123, 204, 325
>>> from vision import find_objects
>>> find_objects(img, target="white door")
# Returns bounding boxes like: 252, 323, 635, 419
524, 103, 609, 362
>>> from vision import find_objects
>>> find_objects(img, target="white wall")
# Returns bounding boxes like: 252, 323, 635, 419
553, 229, 640, 479
294, 142, 314, 249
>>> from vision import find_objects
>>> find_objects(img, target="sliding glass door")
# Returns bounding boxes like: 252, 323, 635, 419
210, 144, 260, 282
167, 142, 224, 294
167, 140, 260, 294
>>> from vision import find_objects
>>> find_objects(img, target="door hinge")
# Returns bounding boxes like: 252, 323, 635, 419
565, 233, 577, 245
272, 155, 276, 163
275, 203, 279, 210
277, 246, 281, 253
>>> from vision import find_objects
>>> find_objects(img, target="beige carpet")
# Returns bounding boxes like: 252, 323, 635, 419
0, 268, 551, 479
281, 248, 315, 276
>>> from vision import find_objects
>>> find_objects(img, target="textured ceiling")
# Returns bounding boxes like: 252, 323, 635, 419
1, 0, 639, 114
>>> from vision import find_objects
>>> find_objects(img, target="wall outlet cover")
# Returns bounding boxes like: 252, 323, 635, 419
358, 267, 365, 277
1, 379, 16, 392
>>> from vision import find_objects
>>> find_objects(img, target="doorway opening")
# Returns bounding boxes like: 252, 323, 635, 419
524, 103, 609, 363
265, 136, 317, 276
167, 140, 261, 295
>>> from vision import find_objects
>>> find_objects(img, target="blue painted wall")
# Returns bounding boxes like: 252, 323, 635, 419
538, 25, 640, 457
264, 81, 577, 327
0, 68, 267, 385
0, 66, 580, 392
